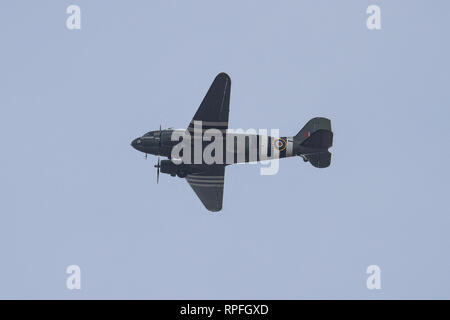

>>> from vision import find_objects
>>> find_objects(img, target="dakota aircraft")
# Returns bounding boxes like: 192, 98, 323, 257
131, 73, 333, 212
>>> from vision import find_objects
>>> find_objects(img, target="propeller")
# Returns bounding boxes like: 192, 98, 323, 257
154, 124, 162, 184
154, 156, 160, 184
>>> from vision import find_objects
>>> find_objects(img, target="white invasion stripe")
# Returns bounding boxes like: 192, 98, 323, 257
187, 176, 224, 180
187, 175, 224, 179
187, 180, 224, 184
286, 136, 294, 157
190, 121, 228, 126
189, 182, 224, 187
187, 179, 225, 183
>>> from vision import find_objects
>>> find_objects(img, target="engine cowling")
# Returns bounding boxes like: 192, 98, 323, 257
159, 160, 219, 178
160, 160, 187, 177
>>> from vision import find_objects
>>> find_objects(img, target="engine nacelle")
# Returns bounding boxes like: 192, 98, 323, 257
160, 160, 188, 177
159, 160, 220, 178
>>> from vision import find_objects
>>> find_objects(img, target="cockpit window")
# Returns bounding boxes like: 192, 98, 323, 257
143, 132, 154, 137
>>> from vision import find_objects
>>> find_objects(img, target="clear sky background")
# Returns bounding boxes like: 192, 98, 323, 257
1, 1, 449, 299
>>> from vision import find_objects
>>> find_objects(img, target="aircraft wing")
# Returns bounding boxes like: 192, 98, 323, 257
185, 165, 225, 212
187, 72, 231, 133
184, 73, 230, 211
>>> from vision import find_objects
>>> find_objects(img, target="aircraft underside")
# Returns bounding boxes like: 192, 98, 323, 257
131, 73, 333, 211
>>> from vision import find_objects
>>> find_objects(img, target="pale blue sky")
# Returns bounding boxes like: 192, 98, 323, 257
0, 1, 449, 299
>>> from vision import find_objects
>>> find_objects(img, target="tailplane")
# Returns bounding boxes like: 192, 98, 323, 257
294, 117, 333, 168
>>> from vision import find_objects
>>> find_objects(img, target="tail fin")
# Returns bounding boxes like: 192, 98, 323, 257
294, 117, 333, 168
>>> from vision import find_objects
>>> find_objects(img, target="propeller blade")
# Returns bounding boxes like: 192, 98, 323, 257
154, 156, 160, 184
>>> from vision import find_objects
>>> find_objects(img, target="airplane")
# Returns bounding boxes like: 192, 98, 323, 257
131, 72, 333, 212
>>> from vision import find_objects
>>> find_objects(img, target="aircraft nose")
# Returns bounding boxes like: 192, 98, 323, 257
131, 138, 141, 149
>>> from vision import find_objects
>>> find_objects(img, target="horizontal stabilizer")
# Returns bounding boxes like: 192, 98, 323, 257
303, 151, 332, 168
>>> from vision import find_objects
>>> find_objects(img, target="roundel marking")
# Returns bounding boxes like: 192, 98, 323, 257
273, 138, 287, 151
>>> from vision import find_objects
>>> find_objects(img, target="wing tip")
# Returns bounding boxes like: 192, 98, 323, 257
216, 72, 231, 82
